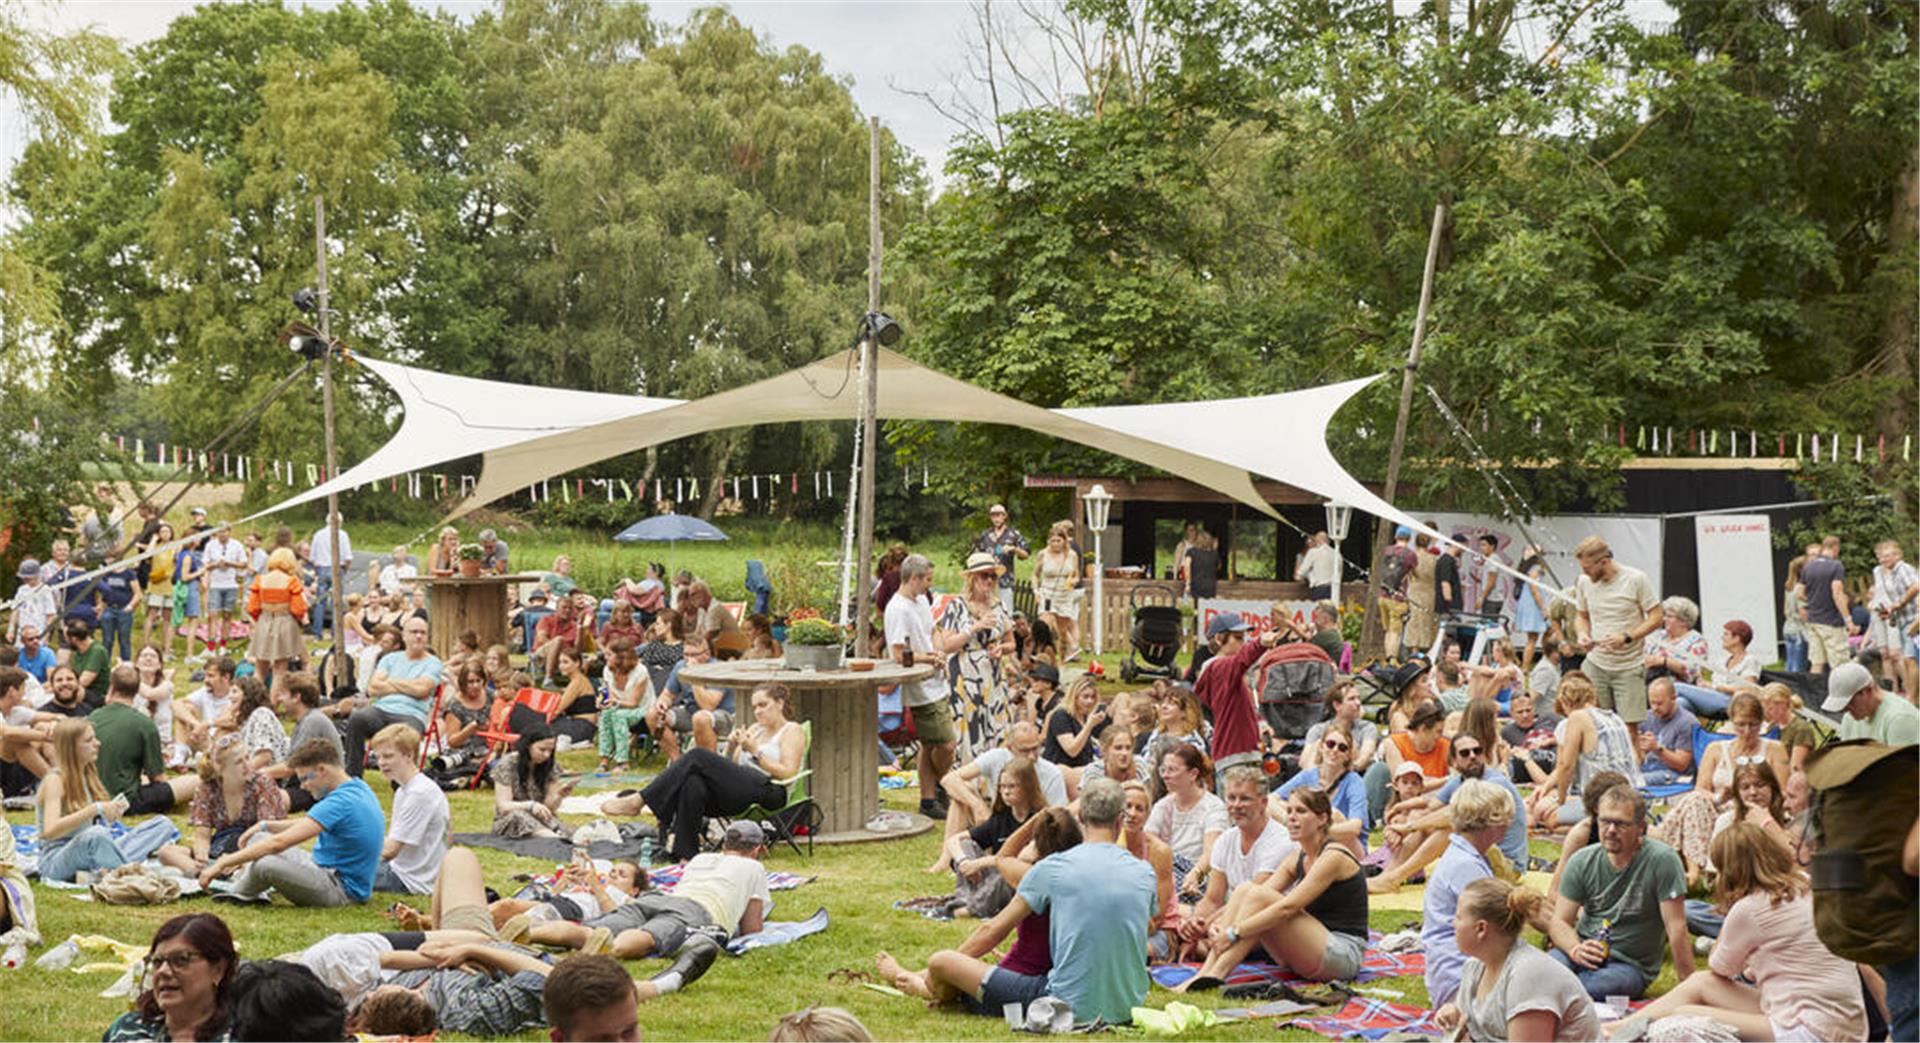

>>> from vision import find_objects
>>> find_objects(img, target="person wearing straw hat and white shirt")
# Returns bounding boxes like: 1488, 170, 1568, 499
1824, 660, 1920, 745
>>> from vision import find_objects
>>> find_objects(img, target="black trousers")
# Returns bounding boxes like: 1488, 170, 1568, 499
641, 748, 784, 861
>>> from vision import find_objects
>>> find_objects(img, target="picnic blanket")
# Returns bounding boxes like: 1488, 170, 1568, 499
726, 906, 828, 954
1288, 996, 1443, 1040
645, 861, 814, 892
1148, 946, 1424, 990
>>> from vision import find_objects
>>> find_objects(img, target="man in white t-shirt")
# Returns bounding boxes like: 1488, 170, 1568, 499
521, 820, 772, 960
1572, 535, 1662, 740
367, 723, 449, 895
201, 524, 250, 657
308, 512, 355, 639
884, 554, 957, 821
1178, 766, 1296, 958
1296, 532, 1341, 601
176, 656, 239, 752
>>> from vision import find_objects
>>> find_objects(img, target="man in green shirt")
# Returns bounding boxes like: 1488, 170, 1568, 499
91, 666, 197, 814
65, 621, 110, 709
1825, 661, 1920, 745
1547, 786, 1691, 999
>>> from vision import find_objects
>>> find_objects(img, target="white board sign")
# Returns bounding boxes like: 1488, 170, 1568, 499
1693, 514, 1777, 665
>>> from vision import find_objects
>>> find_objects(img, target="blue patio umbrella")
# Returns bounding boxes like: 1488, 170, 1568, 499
613, 513, 728, 577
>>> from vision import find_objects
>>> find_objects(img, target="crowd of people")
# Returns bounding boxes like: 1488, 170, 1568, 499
2, 491, 1917, 1040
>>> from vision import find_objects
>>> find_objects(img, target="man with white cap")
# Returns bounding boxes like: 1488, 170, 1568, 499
7, 560, 57, 647
1825, 661, 1919, 745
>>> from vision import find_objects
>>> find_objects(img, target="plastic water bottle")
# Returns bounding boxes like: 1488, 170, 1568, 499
2, 942, 27, 969
34, 939, 79, 971
639, 836, 655, 868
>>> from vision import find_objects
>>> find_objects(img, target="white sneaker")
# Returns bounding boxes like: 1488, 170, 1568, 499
555, 736, 574, 754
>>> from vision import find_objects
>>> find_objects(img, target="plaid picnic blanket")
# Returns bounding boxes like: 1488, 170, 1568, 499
1288, 996, 1443, 1040
1148, 947, 1425, 990
644, 861, 813, 892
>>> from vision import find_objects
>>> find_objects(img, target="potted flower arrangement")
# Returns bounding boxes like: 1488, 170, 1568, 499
782, 614, 846, 671
456, 543, 485, 578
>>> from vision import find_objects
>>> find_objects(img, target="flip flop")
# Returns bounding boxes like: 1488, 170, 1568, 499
1182, 974, 1225, 992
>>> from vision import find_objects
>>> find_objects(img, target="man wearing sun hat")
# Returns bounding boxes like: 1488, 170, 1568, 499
972, 504, 1029, 615
1825, 660, 1920, 745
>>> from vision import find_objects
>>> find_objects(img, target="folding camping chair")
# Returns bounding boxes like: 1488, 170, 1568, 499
714, 721, 821, 858
469, 687, 563, 788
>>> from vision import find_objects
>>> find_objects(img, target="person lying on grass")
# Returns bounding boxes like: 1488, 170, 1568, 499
390, 855, 647, 933
511, 820, 772, 961
344, 848, 717, 1039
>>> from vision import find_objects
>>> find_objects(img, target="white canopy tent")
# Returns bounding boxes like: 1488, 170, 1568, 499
256, 346, 1441, 545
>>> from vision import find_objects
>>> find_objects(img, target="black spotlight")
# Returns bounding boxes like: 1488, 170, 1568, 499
865, 311, 903, 347
289, 333, 329, 360
292, 288, 320, 314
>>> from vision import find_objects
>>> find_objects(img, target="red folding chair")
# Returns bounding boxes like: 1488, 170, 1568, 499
415, 683, 450, 768
468, 687, 562, 788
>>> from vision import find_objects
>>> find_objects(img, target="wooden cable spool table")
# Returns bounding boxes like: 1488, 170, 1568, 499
675, 658, 938, 844
406, 573, 540, 661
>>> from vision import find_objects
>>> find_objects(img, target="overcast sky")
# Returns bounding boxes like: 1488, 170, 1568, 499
0, 0, 1013, 188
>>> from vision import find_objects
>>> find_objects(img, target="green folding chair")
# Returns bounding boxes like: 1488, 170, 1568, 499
737, 721, 822, 858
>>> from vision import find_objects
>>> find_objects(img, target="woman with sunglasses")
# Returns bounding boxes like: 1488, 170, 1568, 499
105, 913, 238, 1042
1273, 719, 1369, 853
1300, 681, 1378, 774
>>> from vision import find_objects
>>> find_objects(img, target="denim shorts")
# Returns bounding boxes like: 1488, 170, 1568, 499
1307, 930, 1366, 982
961, 965, 1050, 1016
207, 587, 240, 614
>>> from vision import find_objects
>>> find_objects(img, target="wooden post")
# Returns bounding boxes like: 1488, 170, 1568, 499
315, 197, 348, 687
1359, 201, 1448, 660
853, 117, 882, 653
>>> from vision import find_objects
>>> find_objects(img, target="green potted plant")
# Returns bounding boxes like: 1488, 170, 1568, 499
456, 542, 485, 577
783, 615, 846, 671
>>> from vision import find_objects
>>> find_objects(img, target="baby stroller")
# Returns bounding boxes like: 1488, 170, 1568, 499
1119, 583, 1183, 683
877, 684, 917, 768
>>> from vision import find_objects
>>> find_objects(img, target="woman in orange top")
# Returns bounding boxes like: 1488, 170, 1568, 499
1383, 702, 1452, 789
246, 547, 308, 700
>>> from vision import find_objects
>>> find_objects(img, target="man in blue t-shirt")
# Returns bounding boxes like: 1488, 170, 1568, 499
343, 617, 444, 776
200, 736, 385, 906
882, 778, 1156, 1024
14, 625, 57, 683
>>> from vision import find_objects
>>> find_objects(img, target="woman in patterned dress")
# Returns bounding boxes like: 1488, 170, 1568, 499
938, 553, 1016, 764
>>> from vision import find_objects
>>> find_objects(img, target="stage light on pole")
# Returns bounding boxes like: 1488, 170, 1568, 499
1084, 483, 1113, 654
864, 312, 902, 347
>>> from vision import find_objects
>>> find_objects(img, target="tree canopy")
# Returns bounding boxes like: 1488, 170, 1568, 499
2, 0, 1912, 522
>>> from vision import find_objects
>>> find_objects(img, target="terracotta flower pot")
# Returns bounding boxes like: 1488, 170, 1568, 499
459, 559, 482, 578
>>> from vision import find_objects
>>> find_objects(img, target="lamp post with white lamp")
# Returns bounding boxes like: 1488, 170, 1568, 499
1324, 500, 1353, 602
1083, 484, 1114, 655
